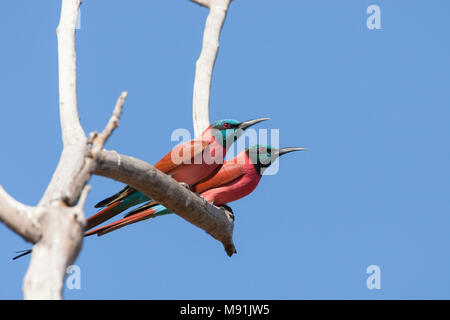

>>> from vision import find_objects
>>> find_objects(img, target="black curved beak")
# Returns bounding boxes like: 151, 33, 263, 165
277, 147, 308, 157
238, 118, 270, 130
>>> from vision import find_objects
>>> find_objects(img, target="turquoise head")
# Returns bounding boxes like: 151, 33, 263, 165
246, 145, 307, 174
209, 118, 270, 149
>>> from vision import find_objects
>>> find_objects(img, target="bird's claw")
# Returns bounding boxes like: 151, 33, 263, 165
215, 204, 234, 221
219, 204, 233, 214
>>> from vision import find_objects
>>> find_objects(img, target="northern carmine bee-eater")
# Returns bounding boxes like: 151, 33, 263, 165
85, 118, 269, 231
12, 119, 269, 260
84, 145, 306, 236
86, 118, 268, 230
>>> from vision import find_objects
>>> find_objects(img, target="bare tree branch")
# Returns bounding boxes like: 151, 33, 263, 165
0, 186, 40, 243
22, 88, 128, 299
191, 0, 232, 136
22, 0, 86, 300
91, 92, 128, 157
56, 0, 85, 146
94, 150, 237, 256
40, 0, 87, 208
190, 0, 211, 8
77, 185, 92, 209
22, 0, 125, 300
15, 4, 126, 295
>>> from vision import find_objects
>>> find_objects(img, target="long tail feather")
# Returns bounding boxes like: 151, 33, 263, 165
12, 249, 32, 260
86, 191, 150, 230
13, 204, 168, 260
123, 201, 159, 218
97, 210, 155, 237
86, 201, 121, 230
95, 185, 132, 208
85, 204, 168, 237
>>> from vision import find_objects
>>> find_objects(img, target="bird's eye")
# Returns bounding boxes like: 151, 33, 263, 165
223, 122, 230, 129
259, 147, 266, 154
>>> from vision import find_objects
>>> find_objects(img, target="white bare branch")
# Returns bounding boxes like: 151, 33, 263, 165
91, 91, 128, 157
190, 0, 212, 8
191, 0, 232, 136
22, 0, 87, 300
40, 0, 87, 207
77, 185, 91, 209
56, 0, 85, 146
0, 186, 40, 243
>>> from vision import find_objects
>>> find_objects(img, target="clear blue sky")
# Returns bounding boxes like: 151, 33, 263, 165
1, 0, 450, 299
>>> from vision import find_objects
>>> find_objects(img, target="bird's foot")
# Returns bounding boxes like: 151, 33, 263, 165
217, 204, 234, 221
219, 204, 233, 213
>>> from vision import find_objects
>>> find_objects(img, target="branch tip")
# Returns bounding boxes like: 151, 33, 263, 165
77, 185, 91, 209
190, 0, 211, 8
90, 92, 128, 157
